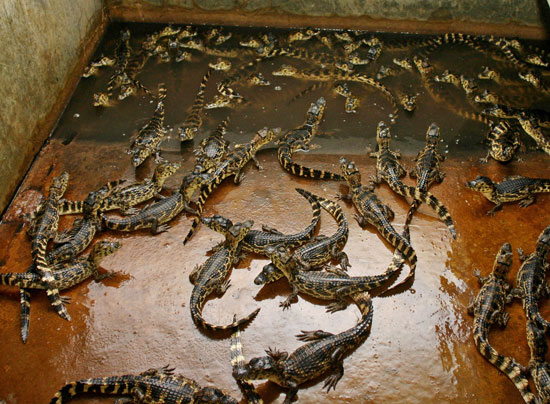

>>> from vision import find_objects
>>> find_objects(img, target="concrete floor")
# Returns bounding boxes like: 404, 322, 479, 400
0, 24, 549, 403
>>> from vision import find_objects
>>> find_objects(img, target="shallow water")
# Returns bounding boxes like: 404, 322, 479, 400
0, 23, 549, 403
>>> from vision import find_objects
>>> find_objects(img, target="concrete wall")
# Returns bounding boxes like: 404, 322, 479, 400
0, 0, 104, 214
107, 0, 549, 36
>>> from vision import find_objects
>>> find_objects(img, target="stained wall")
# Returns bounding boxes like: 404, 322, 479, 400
0, 0, 104, 214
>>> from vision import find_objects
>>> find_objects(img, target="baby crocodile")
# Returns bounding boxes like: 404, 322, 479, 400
277, 97, 343, 181
101, 184, 196, 234
407, 123, 446, 223
189, 220, 260, 331
253, 195, 349, 289
338, 157, 416, 288
233, 292, 373, 404
481, 121, 523, 163
511, 225, 550, 331
118, 48, 153, 100
2, 241, 120, 342
178, 69, 212, 141
201, 188, 320, 255
526, 321, 550, 403
128, 84, 168, 167
27, 172, 71, 321
183, 127, 280, 244
265, 243, 397, 311
369, 121, 456, 238
466, 175, 550, 215
467, 243, 538, 404
50, 365, 238, 404
59, 162, 180, 216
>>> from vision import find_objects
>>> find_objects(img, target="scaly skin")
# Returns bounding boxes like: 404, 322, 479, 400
466, 175, 550, 215
128, 84, 168, 167
407, 123, 446, 223
28, 172, 71, 321
189, 221, 260, 331
467, 243, 538, 404
209, 58, 232, 71
369, 121, 456, 238
201, 188, 321, 255
59, 162, 180, 216
180, 37, 240, 58
481, 121, 523, 163
338, 157, 416, 288
10, 241, 120, 344
233, 293, 373, 404
277, 97, 343, 181
510, 225, 550, 331
93, 29, 132, 107
288, 29, 319, 44
265, 243, 396, 311
178, 69, 212, 141
526, 321, 550, 403
482, 104, 550, 128
118, 48, 153, 100
412, 56, 490, 125
183, 127, 280, 244
100, 186, 196, 234
272, 65, 398, 123
253, 195, 349, 290
333, 83, 359, 113
517, 114, 550, 156
50, 365, 238, 404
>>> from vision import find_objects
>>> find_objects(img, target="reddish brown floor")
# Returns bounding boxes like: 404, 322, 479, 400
1, 24, 550, 403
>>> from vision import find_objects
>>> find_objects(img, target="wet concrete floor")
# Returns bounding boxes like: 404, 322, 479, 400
0, 23, 550, 403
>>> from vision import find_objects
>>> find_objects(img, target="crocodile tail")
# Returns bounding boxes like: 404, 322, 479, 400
0, 273, 36, 288
290, 82, 325, 103
58, 200, 83, 215
20, 288, 31, 343
183, 184, 210, 245
49, 376, 136, 404
525, 296, 550, 330
473, 330, 538, 404
379, 222, 417, 286
193, 303, 260, 332
534, 179, 550, 193
157, 83, 168, 101
230, 323, 264, 404
32, 237, 70, 321
278, 147, 344, 181
293, 188, 322, 241
393, 183, 456, 239
348, 292, 373, 339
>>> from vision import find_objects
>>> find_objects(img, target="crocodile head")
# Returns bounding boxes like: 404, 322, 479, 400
176, 25, 197, 41
141, 34, 159, 52
519, 71, 540, 88
49, 172, 70, 200
209, 58, 231, 72
399, 93, 416, 112
194, 387, 238, 404
306, 97, 326, 122
481, 104, 516, 119
376, 121, 391, 148
120, 28, 131, 41
118, 84, 136, 100
474, 90, 500, 105
345, 95, 359, 113
339, 157, 361, 187
239, 37, 262, 48
158, 25, 181, 38
460, 75, 477, 94
93, 92, 111, 107
154, 161, 181, 183
525, 54, 549, 67
272, 64, 298, 77
248, 72, 270, 86
178, 125, 198, 142
493, 242, 513, 278
90, 240, 122, 260
478, 66, 498, 81
254, 263, 281, 285
425, 123, 440, 146
434, 70, 459, 85
228, 220, 254, 243
234, 353, 282, 380
412, 56, 433, 76
252, 127, 280, 147
465, 176, 495, 194
202, 215, 233, 233
392, 57, 413, 71
181, 37, 203, 50
130, 147, 149, 167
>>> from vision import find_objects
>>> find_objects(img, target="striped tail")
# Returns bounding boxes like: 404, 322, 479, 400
534, 179, 550, 193
290, 82, 326, 103
278, 150, 344, 181
157, 83, 167, 102
50, 376, 136, 404
58, 200, 83, 215
20, 288, 31, 343
32, 238, 70, 321
378, 222, 417, 287
473, 330, 538, 404
189, 292, 260, 331
230, 319, 264, 404
391, 182, 456, 239
356, 74, 399, 123
0, 272, 37, 288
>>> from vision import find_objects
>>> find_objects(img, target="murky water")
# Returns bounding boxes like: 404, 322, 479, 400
0, 23, 549, 403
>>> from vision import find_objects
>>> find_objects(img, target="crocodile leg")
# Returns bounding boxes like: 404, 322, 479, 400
283, 385, 299, 404
323, 346, 346, 391
189, 264, 202, 284
486, 203, 503, 216
518, 194, 535, 207
280, 285, 299, 310
295, 329, 334, 341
